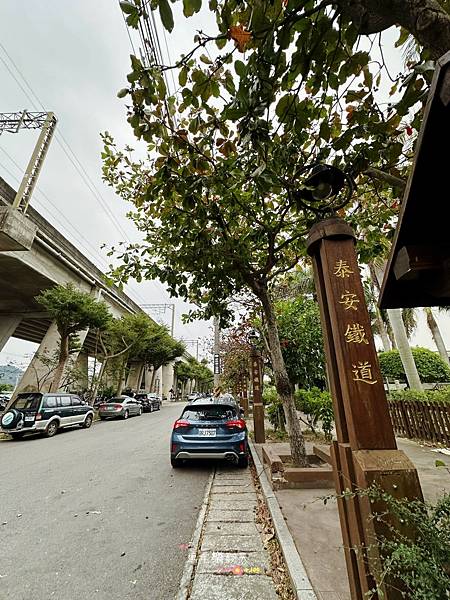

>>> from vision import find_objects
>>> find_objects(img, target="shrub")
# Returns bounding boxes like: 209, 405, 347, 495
264, 386, 286, 432
379, 347, 450, 384
362, 487, 450, 599
295, 387, 334, 440
389, 387, 450, 404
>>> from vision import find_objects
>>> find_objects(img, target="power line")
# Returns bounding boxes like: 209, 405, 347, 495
0, 40, 175, 309
0, 146, 110, 268
0, 42, 132, 243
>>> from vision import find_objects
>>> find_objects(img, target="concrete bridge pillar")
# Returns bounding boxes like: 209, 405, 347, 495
152, 366, 162, 395
73, 351, 89, 392
142, 365, 153, 391
161, 362, 174, 399
12, 321, 90, 397
0, 315, 21, 352
13, 321, 60, 396
125, 362, 144, 392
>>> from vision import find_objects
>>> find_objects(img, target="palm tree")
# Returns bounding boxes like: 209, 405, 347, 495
424, 307, 450, 367
370, 262, 423, 391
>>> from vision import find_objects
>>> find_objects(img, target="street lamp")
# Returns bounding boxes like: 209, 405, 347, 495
294, 163, 354, 220
248, 329, 265, 444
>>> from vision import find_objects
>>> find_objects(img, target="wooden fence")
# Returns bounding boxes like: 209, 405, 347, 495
388, 399, 450, 445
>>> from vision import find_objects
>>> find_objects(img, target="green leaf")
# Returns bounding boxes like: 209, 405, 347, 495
159, 0, 174, 32
120, 1, 136, 15
179, 66, 188, 86
435, 459, 446, 468
234, 60, 246, 78
117, 88, 129, 99
183, 0, 202, 18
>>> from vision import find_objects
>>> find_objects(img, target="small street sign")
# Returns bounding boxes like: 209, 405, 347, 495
213, 353, 221, 375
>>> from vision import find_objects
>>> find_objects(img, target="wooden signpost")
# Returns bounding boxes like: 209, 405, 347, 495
250, 348, 265, 443
307, 218, 423, 599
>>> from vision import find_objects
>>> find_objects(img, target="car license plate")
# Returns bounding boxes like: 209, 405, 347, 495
24, 416, 35, 422
199, 429, 216, 437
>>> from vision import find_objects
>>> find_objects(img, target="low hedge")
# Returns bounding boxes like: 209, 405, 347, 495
388, 388, 450, 404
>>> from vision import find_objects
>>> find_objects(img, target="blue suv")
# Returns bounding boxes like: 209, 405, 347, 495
170, 400, 248, 468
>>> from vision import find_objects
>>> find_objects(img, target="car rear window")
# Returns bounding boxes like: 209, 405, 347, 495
11, 394, 42, 411
182, 405, 237, 421
106, 398, 123, 403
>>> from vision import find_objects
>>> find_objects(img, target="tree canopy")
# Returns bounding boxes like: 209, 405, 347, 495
276, 296, 326, 389
104, 0, 450, 466
379, 347, 450, 383
36, 284, 111, 392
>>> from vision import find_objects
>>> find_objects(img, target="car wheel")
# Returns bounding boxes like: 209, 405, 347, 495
171, 457, 182, 468
123, 410, 129, 420
45, 420, 59, 438
11, 432, 24, 440
148, 405, 153, 413
138, 407, 143, 416
82, 414, 93, 428
238, 455, 249, 469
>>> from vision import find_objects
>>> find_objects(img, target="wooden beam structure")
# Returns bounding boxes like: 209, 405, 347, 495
380, 51, 450, 308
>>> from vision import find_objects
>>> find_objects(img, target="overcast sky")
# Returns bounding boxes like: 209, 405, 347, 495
0, 1, 448, 371
0, 0, 216, 366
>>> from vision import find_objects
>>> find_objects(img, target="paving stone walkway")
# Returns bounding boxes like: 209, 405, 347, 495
189, 467, 279, 600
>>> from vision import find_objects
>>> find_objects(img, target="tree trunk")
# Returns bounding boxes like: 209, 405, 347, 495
368, 262, 391, 352
115, 356, 127, 396
257, 284, 307, 467
91, 358, 109, 403
50, 334, 69, 393
424, 307, 450, 367
386, 308, 423, 391
376, 307, 391, 352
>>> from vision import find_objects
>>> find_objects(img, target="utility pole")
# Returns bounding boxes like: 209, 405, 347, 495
183, 339, 200, 360
213, 316, 220, 388
0, 111, 57, 213
141, 303, 175, 337
0, 111, 56, 252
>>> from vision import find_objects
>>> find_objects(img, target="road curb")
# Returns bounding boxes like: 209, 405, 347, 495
248, 439, 318, 600
176, 469, 214, 600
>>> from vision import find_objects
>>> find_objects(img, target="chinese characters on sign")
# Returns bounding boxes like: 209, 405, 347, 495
334, 260, 353, 278
334, 259, 377, 386
352, 361, 377, 385
344, 323, 369, 345
339, 291, 359, 310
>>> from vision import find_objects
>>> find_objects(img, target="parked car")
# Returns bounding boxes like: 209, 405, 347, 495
135, 392, 162, 412
170, 400, 248, 469
186, 392, 201, 403
0, 395, 10, 411
191, 395, 244, 416
98, 396, 142, 420
0, 392, 94, 439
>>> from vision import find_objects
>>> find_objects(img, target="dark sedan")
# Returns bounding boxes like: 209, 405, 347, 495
135, 393, 161, 412
170, 402, 248, 469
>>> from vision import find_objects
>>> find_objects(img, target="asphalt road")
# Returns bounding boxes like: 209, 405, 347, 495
0, 402, 211, 600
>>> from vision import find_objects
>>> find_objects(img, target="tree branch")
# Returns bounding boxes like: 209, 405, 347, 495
364, 167, 406, 191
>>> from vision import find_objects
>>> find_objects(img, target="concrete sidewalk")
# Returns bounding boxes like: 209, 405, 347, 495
180, 466, 281, 600
254, 437, 450, 600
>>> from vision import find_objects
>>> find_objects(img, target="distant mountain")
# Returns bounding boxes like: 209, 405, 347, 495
0, 364, 23, 385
